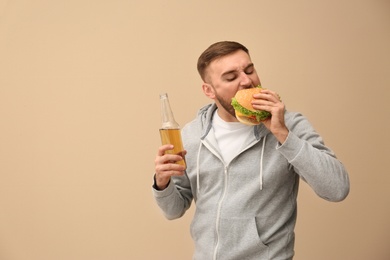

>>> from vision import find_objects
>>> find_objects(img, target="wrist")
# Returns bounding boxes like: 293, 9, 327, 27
153, 175, 170, 190
273, 127, 289, 144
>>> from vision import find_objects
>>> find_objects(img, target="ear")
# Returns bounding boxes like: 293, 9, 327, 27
202, 83, 215, 99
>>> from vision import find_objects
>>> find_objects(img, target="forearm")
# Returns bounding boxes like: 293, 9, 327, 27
152, 175, 193, 219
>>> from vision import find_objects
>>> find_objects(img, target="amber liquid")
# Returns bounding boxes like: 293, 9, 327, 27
159, 128, 186, 167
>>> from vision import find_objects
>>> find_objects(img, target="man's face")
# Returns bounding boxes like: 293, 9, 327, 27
202, 50, 261, 121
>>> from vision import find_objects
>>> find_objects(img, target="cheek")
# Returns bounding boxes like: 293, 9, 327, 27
213, 81, 240, 99
220, 88, 238, 101
222, 82, 239, 94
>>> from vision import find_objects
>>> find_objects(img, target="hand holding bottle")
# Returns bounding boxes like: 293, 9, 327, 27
155, 93, 187, 190
154, 144, 187, 190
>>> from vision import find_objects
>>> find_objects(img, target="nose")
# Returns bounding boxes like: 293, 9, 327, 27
239, 72, 253, 89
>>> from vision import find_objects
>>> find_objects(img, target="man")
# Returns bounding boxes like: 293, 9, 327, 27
153, 41, 350, 260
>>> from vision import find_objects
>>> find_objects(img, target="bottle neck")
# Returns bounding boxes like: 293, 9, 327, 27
160, 93, 180, 129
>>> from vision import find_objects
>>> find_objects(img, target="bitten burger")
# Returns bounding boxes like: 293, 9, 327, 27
231, 86, 272, 125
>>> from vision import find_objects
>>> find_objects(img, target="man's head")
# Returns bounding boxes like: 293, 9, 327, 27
197, 41, 250, 82
197, 41, 261, 122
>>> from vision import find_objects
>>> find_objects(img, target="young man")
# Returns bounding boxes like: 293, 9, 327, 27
153, 41, 349, 260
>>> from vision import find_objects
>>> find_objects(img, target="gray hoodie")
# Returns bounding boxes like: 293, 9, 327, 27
153, 103, 349, 260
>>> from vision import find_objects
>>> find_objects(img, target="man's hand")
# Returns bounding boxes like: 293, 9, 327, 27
154, 144, 187, 190
252, 89, 289, 144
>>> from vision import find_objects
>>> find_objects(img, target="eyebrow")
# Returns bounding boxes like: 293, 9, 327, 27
221, 63, 254, 77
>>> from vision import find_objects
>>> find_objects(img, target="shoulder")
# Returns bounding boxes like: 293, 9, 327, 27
182, 103, 216, 136
285, 111, 310, 126
284, 111, 327, 145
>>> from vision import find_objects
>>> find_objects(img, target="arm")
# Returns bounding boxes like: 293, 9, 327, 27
252, 89, 349, 201
277, 113, 350, 201
152, 145, 193, 219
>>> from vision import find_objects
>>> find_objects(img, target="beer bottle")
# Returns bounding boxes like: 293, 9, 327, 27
159, 93, 186, 167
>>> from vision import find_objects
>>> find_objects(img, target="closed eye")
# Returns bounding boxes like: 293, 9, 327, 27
245, 64, 254, 75
223, 72, 237, 81
226, 75, 237, 81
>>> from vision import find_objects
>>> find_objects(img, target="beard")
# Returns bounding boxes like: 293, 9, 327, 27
214, 92, 236, 118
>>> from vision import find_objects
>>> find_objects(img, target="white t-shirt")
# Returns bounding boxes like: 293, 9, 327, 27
212, 110, 253, 164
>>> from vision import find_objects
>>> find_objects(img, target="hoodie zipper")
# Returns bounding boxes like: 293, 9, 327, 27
213, 165, 228, 260
201, 140, 228, 260
201, 137, 263, 260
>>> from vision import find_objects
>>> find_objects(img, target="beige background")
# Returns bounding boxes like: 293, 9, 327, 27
0, 1, 389, 259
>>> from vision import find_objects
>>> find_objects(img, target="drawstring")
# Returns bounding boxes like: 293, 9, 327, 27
196, 135, 266, 194
196, 142, 202, 195
259, 135, 267, 190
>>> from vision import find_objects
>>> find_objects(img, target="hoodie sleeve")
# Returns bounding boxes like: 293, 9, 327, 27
276, 112, 350, 202
151, 107, 211, 220
152, 173, 193, 220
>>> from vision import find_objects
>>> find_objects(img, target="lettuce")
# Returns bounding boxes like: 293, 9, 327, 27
231, 97, 271, 121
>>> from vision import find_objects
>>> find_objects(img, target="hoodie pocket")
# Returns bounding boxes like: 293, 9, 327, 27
190, 212, 216, 260
217, 217, 269, 260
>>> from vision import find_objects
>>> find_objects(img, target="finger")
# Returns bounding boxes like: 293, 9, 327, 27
258, 89, 281, 101
161, 163, 186, 172
157, 144, 174, 156
255, 101, 284, 111
252, 100, 285, 117
178, 150, 187, 157
253, 94, 281, 106
155, 153, 184, 166
156, 163, 186, 177
252, 99, 279, 109
253, 92, 273, 102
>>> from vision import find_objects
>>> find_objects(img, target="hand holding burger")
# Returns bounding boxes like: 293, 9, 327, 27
231, 85, 273, 125
232, 85, 289, 144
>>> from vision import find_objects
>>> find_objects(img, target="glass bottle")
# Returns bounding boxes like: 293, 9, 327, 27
159, 93, 186, 167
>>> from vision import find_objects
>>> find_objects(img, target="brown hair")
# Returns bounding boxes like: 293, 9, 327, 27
197, 41, 249, 81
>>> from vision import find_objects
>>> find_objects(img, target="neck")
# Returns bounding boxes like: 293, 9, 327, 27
216, 108, 238, 123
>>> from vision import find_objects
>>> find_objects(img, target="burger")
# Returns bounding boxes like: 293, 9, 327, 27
231, 86, 271, 125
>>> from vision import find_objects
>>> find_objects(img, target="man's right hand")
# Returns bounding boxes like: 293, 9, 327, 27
154, 144, 187, 190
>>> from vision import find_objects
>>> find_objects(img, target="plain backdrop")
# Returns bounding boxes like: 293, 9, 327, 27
0, 1, 389, 259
